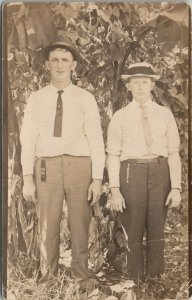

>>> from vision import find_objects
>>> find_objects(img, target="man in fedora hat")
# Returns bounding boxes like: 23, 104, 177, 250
107, 62, 181, 280
20, 36, 105, 287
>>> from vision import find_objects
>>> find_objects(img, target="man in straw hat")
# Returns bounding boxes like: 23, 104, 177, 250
20, 36, 105, 288
107, 62, 181, 280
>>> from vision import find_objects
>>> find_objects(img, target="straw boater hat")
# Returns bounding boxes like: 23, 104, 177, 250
42, 36, 80, 61
121, 62, 160, 81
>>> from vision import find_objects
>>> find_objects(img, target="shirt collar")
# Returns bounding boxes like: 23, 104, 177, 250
49, 82, 74, 95
131, 98, 153, 109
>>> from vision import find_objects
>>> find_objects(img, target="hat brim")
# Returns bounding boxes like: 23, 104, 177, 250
121, 74, 160, 81
42, 42, 80, 61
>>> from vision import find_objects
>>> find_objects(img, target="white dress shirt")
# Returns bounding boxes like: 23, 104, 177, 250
20, 83, 105, 179
107, 99, 181, 188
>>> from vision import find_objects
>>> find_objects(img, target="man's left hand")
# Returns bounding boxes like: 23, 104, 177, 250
88, 179, 102, 206
165, 189, 181, 208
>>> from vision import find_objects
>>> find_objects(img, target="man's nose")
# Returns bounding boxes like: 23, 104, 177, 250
57, 60, 64, 68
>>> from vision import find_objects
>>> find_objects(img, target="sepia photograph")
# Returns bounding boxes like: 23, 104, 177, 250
2, 2, 190, 299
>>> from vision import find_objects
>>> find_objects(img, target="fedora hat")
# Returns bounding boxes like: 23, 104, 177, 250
42, 36, 80, 61
121, 62, 160, 81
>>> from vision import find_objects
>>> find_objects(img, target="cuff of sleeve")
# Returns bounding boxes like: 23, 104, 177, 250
22, 164, 34, 176
109, 179, 120, 188
172, 186, 182, 191
171, 180, 181, 191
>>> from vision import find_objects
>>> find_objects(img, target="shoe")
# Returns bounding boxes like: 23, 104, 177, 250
37, 271, 57, 285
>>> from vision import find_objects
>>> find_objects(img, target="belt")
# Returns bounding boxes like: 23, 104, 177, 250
126, 156, 167, 164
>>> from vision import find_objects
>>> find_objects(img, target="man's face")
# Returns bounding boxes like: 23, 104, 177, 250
127, 76, 155, 102
46, 48, 77, 84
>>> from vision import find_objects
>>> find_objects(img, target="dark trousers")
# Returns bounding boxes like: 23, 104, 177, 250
120, 158, 171, 280
34, 155, 92, 281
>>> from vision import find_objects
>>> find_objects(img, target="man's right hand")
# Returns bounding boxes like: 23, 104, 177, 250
109, 187, 126, 213
23, 175, 36, 204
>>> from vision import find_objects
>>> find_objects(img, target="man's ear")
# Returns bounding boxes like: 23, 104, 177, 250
72, 60, 77, 71
126, 82, 131, 91
45, 61, 50, 70
150, 81, 155, 90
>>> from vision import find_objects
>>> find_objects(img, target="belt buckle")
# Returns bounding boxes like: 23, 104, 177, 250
136, 159, 147, 164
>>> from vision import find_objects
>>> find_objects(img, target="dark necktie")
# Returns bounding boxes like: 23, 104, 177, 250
53, 90, 63, 137
140, 104, 153, 152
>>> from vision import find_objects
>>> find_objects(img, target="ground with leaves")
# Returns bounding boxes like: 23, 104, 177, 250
7, 206, 189, 300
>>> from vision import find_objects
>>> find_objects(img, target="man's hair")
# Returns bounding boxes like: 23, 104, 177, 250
45, 46, 75, 61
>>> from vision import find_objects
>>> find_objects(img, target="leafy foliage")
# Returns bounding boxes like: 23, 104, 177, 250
6, 2, 189, 299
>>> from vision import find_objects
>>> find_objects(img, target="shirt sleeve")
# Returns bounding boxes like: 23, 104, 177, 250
84, 95, 105, 180
168, 153, 181, 190
20, 93, 40, 175
166, 109, 181, 189
166, 109, 180, 155
106, 111, 123, 187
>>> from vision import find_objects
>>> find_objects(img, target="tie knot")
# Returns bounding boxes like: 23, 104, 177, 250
140, 104, 146, 109
58, 90, 63, 96
140, 105, 148, 114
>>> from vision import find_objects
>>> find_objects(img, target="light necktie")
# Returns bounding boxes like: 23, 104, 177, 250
140, 104, 153, 152
53, 90, 63, 137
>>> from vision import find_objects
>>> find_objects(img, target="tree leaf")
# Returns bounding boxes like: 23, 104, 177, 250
78, 37, 90, 47
157, 17, 181, 42
89, 240, 100, 262
121, 224, 129, 251
67, 31, 79, 43
68, 3, 82, 15
122, 280, 135, 289
88, 288, 99, 299
110, 283, 124, 293
113, 6, 120, 18
110, 280, 134, 293
137, 7, 150, 23
168, 87, 187, 108
94, 253, 105, 273
113, 252, 127, 274
98, 10, 110, 23
15, 51, 27, 63
120, 290, 136, 300
160, 3, 188, 27
24, 221, 34, 233
107, 5, 113, 16
12, 15, 28, 50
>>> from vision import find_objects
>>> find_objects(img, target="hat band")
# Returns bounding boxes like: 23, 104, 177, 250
127, 66, 155, 76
